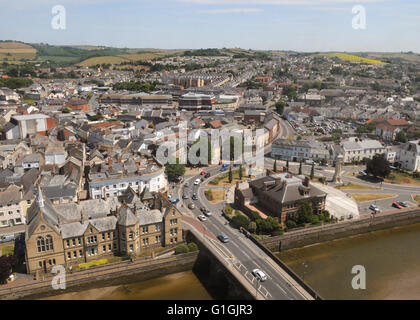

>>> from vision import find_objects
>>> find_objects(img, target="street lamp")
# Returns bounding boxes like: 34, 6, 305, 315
302, 262, 308, 281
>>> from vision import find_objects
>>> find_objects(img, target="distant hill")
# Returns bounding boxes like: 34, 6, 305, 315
0, 41, 37, 63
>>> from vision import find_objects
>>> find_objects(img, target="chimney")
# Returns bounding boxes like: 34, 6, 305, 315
81, 209, 85, 223
117, 157, 122, 163
108, 157, 113, 170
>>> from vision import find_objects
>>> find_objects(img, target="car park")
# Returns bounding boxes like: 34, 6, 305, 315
198, 215, 207, 222
252, 269, 268, 282
188, 203, 196, 210
217, 234, 229, 243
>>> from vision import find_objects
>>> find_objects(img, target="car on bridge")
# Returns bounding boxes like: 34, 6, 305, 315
217, 234, 229, 243
252, 269, 268, 282
392, 202, 403, 209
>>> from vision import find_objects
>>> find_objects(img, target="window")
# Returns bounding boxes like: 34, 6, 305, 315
79, 250, 83, 257
170, 219, 178, 226
142, 238, 149, 246
45, 235, 54, 251
39, 261, 42, 268
103, 245, 106, 252
129, 232, 134, 240
37, 237, 46, 252
107, 232, 111, 240
108, 244, 112, 251
53, 259, 56, 265
73, 251, 77, 258
78, 238, 81, 245
142, 226, 148, 234
0, 212, 3, 217
67, 252, 71, 259
72, 238, 76, 246
102, 233, 105, 241
15, 218, 21, 223
155, 224, 161, 231
129, 244, 134, 252
8, 211, 13, 215
155, 235, 161, 243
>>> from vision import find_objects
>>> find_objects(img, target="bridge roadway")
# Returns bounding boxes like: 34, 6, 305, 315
173, 165, 317, 300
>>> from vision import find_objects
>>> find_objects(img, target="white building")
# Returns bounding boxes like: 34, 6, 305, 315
396, 140, 420, 172
341, 137, 385, 163
271, 139, 311, 161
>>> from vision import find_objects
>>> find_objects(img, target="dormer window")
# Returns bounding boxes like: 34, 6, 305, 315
90, 228, 93, 233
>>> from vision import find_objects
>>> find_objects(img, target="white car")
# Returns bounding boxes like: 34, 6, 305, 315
198, 215, 207, 222
252, 269, 268, 282
194, 179, 201, 185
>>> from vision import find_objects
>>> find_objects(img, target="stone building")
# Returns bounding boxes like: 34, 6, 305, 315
234, 172, 326, 225
25, 187, 182, 275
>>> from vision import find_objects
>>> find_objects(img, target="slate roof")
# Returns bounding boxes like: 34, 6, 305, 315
137, 209, 162, 225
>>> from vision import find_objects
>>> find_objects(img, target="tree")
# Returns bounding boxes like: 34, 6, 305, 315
174, 244, 189, 255
248, 221, 257, 233
286, 160, 289, 171
228, 166, 233, 183
165, 160, 186, 182
395, 130, 407, 143
239, 165, 243, 180
0, 255, 17, 284
232, 215, 250, 230
286, 219, 297, 229
310, 163, 315, 180
283, 85, 297, 101
297, 200, 313, 224
273, 160, 277, 173
187, 242, 199, 252
366, 154, 391, 179
275, 100, 286, 115
298, 161, 302, 175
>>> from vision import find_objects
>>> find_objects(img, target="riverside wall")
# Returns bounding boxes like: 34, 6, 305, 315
260, 208, 420, 252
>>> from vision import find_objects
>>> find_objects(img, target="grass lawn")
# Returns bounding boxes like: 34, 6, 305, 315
0, 244, 14, 256
385, 171, 420, 186
336, 183, 380, 190
412, 195, 420, 203
208, 168, 250, 186
351, 193, 396, 202
204, 189, 226, 203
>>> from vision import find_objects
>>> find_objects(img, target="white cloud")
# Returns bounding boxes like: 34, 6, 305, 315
199, 8, 263, 14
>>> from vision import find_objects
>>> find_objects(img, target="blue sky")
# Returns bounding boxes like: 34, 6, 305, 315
0, 0, 419, 51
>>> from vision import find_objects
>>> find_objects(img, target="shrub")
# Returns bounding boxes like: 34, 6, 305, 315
175, 244, 189, 255
232, 215, 250, 229
187, 242, 199, 252
249, 210, 260, 221
286, 220, 297, 229
224, 205, 233, 216
78, 259, 108, 269
311, 215, 320, 224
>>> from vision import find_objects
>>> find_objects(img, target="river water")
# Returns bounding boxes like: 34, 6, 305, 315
277, 223, 420, 300
42, 270, 212, 300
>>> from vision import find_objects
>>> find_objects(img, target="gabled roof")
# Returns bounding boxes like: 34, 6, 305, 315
117, 206, 138, 226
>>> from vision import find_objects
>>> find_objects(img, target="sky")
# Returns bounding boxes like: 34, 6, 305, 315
0, 0, 419, 52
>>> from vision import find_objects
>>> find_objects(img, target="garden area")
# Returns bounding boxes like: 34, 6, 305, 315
351, 193, 395, 202
285, 200, 331, 230
208, 167, 248, 186
384, 170, 420, 186
224, 205, 283, 237
174, 242, 199, 255
204, 189, 226, 203
336, 182, 380, 190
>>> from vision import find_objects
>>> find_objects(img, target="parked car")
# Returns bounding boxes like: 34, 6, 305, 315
200, 207, 206, 213
252, 269, 268, 282
220, 167, 228, 172
222, 164, 229, 168
398, 201, 408, 207
198, 215, 207, 222
170, 198, 179, 204
182, 193, 189, 199
203, 209, 212, 217
194, 179, 201, 185
200, 171, 207, 175
217, 234, 229, 243
359, 170, 367, 176
184, 182, 190, 187
0, 234, 15, 243
192, 193, 198, 200
369, 204, 380, 212
392, 202, 403, 209
204, 173, 211, 178
188, 203, 196, 210
305, 160, 314, 165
